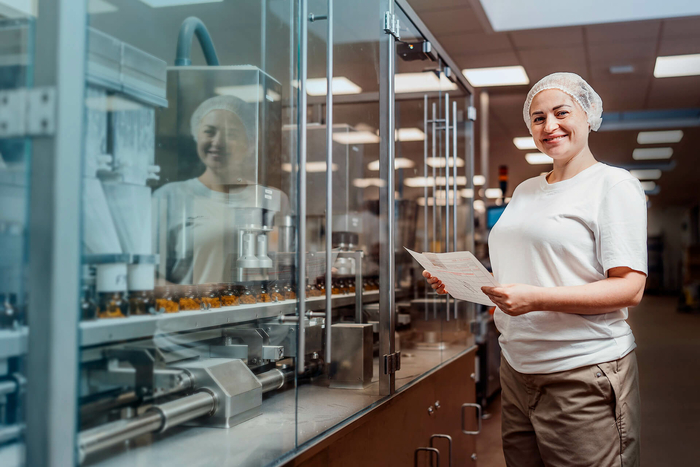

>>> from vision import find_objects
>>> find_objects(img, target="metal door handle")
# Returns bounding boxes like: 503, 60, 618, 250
430, 434, 452, 467
414, 446, 440, 467
461, 402, 482, 435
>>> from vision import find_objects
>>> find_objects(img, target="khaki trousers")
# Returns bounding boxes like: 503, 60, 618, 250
500, 351, 641, 467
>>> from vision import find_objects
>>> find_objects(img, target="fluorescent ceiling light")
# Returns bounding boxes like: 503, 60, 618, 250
477, 0, 700, 31
462, 66, 529, 87
654, 54, 700, 78
215, 85, 280, 103
473, 200, 485, 212
526, 153, 553, 165
332, 131, 380, 145
637, 130, 683, 144
630, 169, 662, 180
396, 128, 425, 142
368, 158, 415, 171
352, 178, 386, 188
461, 188, 474, 198
485, 188, 503, 199
513, 137, 537, 150
426, 157, 465, 168
139, 0, 222, 7
473, 175, 486, 186
282, 162, 338, 173
434, 190, 458, 200
89, 0, 118, 13
639, 181, 657, 192
632, 148, 673, 160
417, 197, 462, 207
394, 72, 458, 94
306, 77, 362, 96
610, 65, 635, 74
404, 176, 467, 187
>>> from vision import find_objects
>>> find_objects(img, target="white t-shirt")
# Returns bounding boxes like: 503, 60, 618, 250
488, 162, 648, 374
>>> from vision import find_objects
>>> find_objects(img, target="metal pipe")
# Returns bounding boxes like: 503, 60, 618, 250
431, 102, 437, 320
444, 92, 450, 253
297, 0, 309, 376
423, 95, 429, 322
174, 17, 220, 66
258, 368, 292, 393
78, 391, 215, 463
480, 91, 489, 190
324, 0, 334, 367
453, 101, 459, 320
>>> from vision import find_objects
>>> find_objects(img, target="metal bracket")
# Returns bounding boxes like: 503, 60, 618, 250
467, 106, 477, 121
383, 351, 401, 374
383, 12, 400, 40
0, 86, 56, 138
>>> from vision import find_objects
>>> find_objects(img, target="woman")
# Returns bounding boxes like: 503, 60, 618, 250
154, 95, 269, 284
424, 73, 647, 467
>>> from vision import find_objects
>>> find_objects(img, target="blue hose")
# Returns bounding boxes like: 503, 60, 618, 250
174, 17, 220, 66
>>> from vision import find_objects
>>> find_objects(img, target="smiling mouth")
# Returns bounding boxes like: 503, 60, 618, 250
543, 135, 567, 143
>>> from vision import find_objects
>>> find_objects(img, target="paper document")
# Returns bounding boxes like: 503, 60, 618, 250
405, 248, 500, 306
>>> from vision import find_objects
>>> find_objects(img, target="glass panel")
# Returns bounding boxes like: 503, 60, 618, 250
0, 11, 33, 466
79, 2, 301, 465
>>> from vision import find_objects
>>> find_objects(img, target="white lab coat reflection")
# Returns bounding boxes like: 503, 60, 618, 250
153, 178, 279, 285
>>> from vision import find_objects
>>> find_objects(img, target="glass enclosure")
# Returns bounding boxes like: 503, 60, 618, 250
0, 0, 475, 465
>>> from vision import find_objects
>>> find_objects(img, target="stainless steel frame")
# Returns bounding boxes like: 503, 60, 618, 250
324, 0, 334, 366
297, 0, 309, 376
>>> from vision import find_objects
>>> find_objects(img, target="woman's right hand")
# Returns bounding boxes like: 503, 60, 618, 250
422, 270, 448, 295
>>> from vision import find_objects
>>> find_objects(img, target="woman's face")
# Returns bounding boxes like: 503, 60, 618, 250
529, 89, 590, 162
196, 109, 249, 172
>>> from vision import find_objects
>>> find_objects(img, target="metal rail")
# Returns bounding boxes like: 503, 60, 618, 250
324, 0, 334, 367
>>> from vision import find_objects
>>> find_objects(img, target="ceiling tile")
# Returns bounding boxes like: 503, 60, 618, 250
518, 46, 586, 69
454, 50, 521, 69
593, 78, 649, 111
509, 27, 584, 50
436, 31, 513, 57
657, 37, 700, 56
662, 16, 700, 39
589, 59, 655, 82
585, 20, 661, 44
588, 41, 657, 66
646, 76, 700, 109
417, 6, 483, 35
524, 64, 589, 83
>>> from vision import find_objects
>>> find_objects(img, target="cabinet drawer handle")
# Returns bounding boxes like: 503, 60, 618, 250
430, 434, 452, 467
461, 403, 482, 435
414, 446, 440, 467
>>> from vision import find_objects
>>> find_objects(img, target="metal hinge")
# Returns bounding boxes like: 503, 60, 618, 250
0, 86, 56, 138
467, 106, 477, 121
383, 12, 400, 40
383, 351, 401, 374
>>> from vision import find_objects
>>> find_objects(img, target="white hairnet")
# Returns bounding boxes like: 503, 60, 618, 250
190, 95, 254, 144
522, 72, 603, 134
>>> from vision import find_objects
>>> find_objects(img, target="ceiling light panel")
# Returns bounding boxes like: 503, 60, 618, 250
461, 188, 474, 198
332, 131, 380, 145
637, 130, 683, 144
394, 72, 458, 94
462, 66, 529, 87
630, 169, 662, 180
513, 137, 537, 150
639, 181, 657, 192
396, 128, 425, 142
632, 148, 673, 160
426, 157, 465, 168
473, 175, 486, 186
525, 153, 553, 165
368, 158, 415, 171
306, 77, 362, 96
654, 54, 700, 78
405, 176, 467, 187
485, 188, 503, 199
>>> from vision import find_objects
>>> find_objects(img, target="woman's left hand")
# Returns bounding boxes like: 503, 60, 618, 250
481, 284, 542, 316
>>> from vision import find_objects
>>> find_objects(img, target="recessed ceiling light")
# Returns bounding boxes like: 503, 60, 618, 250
417, 197, 462, 207
405, 176, 467, 187
461, 188, 474, 198
485, 188, 503, 199
630, 169, 662, 180
632, 148, 673, 160
513, 137, 537, 150
462, 66, 529, 87
368, 158, 415, 171
639, 181, 657, 192
609, 65, 635, 74
525, 153, 553, 165
426, 157, 465, 168
394, 72, 458, 94
282, 162, 338, 173
637, 130, 683, 144
654, 54, 700, 78
396, 128, 425, 141
306, 77, 362, 96
473, 175, 486, 186
139, 0, 222, 7
352, 178, 386, 188
332, 131, 380, 145
473, 200, 485, 212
